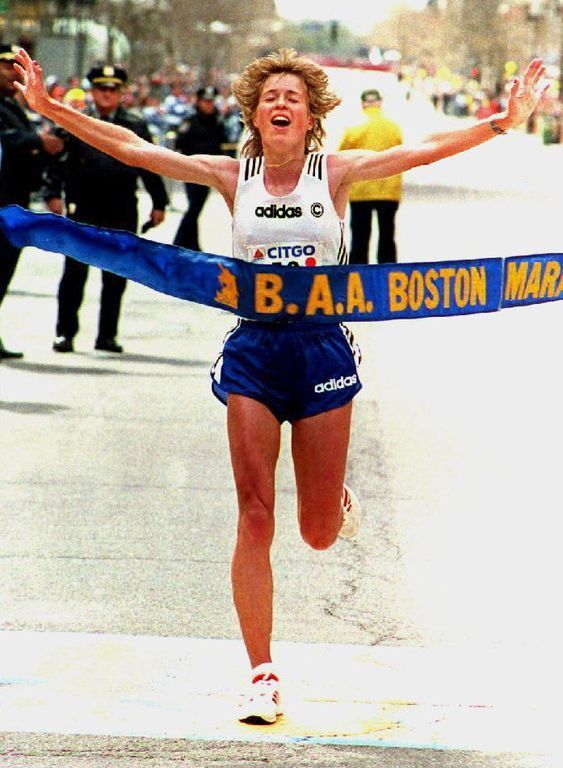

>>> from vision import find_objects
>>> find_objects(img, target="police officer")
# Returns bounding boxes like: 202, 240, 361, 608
45, 64, 169, 353
0, 43, 63, 359
173, 86, 227, 251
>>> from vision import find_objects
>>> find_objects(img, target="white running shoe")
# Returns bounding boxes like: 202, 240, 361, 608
338, 484, 361, 539
238, 663, 282, 724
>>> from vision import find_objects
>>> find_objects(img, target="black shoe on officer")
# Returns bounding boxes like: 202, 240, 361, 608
95, 338, 123, 353
53, 336, 74, 353
0, 338, 24, 359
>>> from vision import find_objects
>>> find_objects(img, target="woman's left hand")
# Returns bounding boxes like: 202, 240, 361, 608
505, 58, 549, 129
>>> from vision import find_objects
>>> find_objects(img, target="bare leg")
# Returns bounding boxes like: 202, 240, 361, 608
291, 402, 353, 550
227, 394, 281, 668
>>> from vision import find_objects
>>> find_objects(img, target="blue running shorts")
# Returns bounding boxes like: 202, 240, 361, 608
211, 320, 362, 423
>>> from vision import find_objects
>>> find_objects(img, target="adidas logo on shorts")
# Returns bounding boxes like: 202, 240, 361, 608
314, 374, 357, 393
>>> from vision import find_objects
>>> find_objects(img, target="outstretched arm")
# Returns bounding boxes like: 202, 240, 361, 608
13, 49, 236, 195
337, 58, 549, 185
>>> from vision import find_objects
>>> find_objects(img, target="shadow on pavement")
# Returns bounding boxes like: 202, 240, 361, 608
117, 353, 208, 368
0, 401, 69, 415
1, 354, 208, 375
2, 361, 122, 376
8, 289, 56, 300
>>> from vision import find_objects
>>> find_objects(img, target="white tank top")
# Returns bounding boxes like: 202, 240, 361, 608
232, 153, 348, 268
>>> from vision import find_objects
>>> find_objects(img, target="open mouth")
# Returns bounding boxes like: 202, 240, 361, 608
271, 115, 290, 127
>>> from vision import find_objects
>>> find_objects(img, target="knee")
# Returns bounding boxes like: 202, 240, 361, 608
299, 519, 339, 551
237, 497, 275, 548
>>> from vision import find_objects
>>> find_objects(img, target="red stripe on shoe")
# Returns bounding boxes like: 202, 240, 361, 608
252, 672, 279, 684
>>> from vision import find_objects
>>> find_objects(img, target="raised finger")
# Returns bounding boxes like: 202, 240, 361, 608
14, 47, 33, 70
523, 58, 543, 86
12, 61, 26, 80
529, 62, 546, 90
534, 64, 547, 89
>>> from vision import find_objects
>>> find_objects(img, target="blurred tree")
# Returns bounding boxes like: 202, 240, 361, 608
94, 0, 172, 73
370, 0, 558, 88
370, 6, 446, 67
94, 0, 279, 75
448, 0, 506, 75
369, 0, 546, 84
275, 20, 365, 57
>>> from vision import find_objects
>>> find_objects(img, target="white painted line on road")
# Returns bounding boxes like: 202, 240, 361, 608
0, 630, 557, 754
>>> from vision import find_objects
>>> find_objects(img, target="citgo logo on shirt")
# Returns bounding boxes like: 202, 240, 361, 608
252, 243, 318, 267
255, 204, 302, 219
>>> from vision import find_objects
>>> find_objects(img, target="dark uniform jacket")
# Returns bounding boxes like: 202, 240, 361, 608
175, 110, 227, 158
43, 105, 169, 231
0, 95, 48, 206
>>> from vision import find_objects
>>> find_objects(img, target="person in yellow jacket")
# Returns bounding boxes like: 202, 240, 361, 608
338, 89, 403, 264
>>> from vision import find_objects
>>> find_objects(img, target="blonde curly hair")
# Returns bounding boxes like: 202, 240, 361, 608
232, 48, 341, 158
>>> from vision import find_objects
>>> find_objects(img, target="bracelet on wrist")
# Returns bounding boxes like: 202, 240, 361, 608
489, 118, 507, 135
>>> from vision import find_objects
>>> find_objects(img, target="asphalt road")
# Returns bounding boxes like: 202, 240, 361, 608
0, 126, 561, 767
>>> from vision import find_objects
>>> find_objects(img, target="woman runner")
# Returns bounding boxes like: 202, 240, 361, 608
13, 47, 548, 724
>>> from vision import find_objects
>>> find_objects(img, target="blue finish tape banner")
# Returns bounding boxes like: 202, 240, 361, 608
1, 206, 561, 323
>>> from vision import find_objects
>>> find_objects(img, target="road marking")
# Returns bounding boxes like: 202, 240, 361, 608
0, 630, 556, 754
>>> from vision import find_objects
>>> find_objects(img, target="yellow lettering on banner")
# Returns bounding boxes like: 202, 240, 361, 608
440, 268, 455, 309
388, 272, 409, 311
470, 266, 487, 305
424, 269, 440, 309
523, 261, 542, 299
408, 271, 424, 310
255, 273, 284, 313
346, 272, 367, 314
454, 269, 470, 307
504, 260, 563, 302
305, 274, 335, 315
539, 261, 561, 298
389, 266, 488, 313
504, 262, 528, 301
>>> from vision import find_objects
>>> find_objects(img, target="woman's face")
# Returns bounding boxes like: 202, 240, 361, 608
252, 72, 313, 148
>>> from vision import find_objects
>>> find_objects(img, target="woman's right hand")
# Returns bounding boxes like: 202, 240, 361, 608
13, 48, 52, 115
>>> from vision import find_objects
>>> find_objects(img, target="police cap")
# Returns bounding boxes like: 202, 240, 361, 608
360, 89, 382, 102
87, 64, 128, 89
197, 86, 218, 101
0, 44, 18, 62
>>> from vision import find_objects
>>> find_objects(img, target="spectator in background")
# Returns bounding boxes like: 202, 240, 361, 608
338, 89, 403, 264
62, 87, 87, 111
0, 43, 63, 360
45, 75, 66, 103
44, 64, 169, 354
221, 95, 244, 158
173, 86, 227, 250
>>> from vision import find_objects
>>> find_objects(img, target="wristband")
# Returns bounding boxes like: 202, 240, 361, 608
489, 118, 507, 135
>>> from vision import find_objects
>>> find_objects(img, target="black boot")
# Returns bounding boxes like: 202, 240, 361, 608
0, 338, 23, 359
53, 336, 74, 353
95, 338, 123, 353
